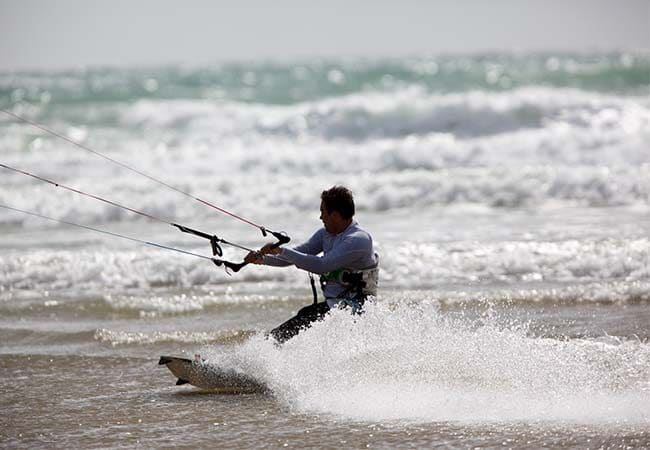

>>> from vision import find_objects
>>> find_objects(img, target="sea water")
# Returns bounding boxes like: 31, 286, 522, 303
1, 53, 649, 448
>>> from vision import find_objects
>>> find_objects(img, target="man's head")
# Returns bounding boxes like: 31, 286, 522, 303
320, 186, 355, 234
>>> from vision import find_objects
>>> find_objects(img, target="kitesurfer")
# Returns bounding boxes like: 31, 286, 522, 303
245, 186, 378, 343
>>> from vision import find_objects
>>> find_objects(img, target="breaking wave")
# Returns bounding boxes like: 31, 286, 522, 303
1, 85, 648, 228
94, 328, 253, 346
1, 238, 647, 291
1, 237, 648, 310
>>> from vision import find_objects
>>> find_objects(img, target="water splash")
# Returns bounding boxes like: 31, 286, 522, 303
203, 300, 650, 424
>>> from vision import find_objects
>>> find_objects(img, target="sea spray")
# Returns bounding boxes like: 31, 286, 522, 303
203, 300, 650, 424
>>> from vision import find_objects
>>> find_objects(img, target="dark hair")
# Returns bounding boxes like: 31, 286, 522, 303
321, 186, 355, 219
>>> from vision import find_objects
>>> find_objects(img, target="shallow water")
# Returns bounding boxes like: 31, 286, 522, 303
4, 351, 647, 449
1, 299, 649, 448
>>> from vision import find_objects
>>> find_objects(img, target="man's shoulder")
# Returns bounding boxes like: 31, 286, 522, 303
349, 221, 372, 235
343, 223, 373, 244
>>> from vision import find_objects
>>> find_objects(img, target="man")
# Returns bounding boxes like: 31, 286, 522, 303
246, 186, 378, 343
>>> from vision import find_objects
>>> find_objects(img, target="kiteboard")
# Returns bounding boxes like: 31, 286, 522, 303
158, 355, 266, 393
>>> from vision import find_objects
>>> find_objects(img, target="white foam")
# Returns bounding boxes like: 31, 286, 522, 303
385, 238, 650, 288
2, 87, 649, 226
118, 87, 650, 142
1, 238, 648, 303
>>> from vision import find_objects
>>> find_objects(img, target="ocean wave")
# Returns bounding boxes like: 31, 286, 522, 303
385, 238, 650, 287
432, 280, 650, 306
1, 238, 648, 304
94, 328, 254, 346
0, 249, 234, 294
4, 86, 648, 162
2, 85, 648, 223
1, 164, 649, 230
116, 87, 650, 142
101, 290, 294, 315
354, 166, 650, 209
1, 53, 647, 108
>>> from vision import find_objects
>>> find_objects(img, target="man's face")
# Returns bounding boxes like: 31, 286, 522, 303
320, 201, 334, 233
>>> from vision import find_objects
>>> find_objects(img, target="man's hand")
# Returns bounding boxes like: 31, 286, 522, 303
244, 243, 283, 264
260, 243, 282, 255
244, 251, 263, 264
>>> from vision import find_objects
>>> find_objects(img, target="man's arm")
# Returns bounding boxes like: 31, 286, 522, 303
261, 229, 325, 266
276, 236, 369, 274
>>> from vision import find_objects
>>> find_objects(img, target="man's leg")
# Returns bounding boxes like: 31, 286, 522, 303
270, 302, 330, 344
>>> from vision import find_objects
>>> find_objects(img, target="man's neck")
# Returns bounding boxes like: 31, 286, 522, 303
331, 219, 353, 235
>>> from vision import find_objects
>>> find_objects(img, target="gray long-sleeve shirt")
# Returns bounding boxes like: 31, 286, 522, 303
263, 221, 377, 304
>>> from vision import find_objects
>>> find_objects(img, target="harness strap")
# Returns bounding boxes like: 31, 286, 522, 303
309, 273, 318, 305
338, 298, 364, 315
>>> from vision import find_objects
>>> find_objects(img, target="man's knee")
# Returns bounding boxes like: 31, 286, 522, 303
297, 305, 311, 315
297, 303, 318, 317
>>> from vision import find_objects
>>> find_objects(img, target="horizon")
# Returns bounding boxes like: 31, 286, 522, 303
2, 49, 648, 75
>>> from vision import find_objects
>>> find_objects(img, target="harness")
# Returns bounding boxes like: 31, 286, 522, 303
309, 255, 379, 314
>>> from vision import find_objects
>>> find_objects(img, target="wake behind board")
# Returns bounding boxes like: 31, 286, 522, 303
159, 356, 266, 393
